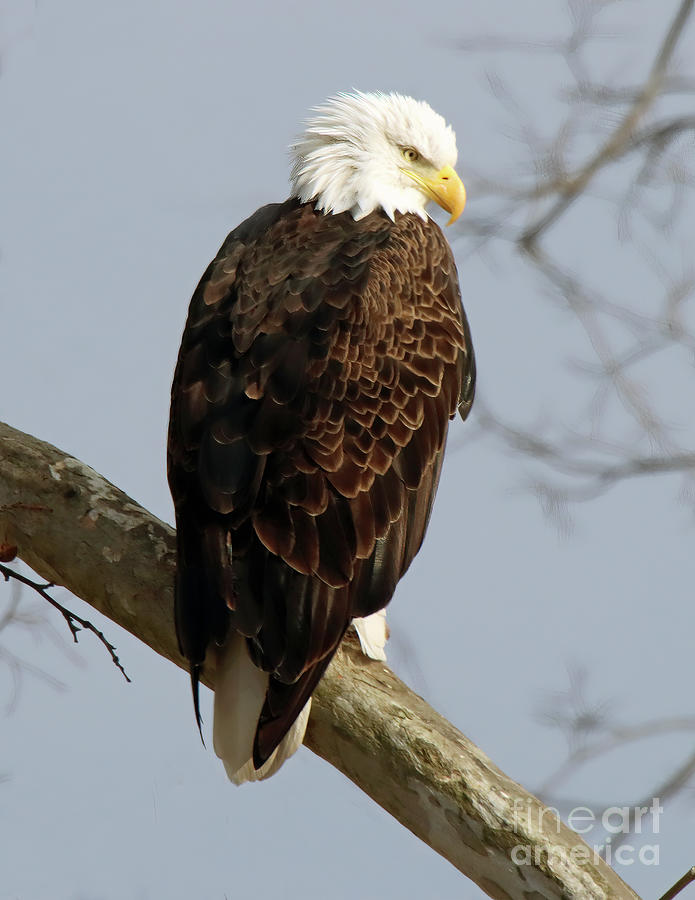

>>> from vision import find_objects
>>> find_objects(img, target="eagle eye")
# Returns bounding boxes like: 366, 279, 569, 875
401, 147, 419, 164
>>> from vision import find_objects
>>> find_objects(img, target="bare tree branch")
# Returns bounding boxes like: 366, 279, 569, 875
0, 560, 73, 712
451, 0, 695, 519
0, 419, 641, 899
519, 0, 695, 250
475, 404, 695, 502
533, 668, 695, 855
0, 563, 130, 682
658, 866, 695, 900
538, 716, 695, 799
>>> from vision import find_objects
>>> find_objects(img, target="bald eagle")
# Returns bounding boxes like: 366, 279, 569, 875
168, 91, 475, 784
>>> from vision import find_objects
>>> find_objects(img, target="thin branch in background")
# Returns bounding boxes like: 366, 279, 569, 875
474, 403, 695, 500
591, 747, 695, 857
538, 712, 695, 798
519, 0, 695, 249
0, 641, 67, 716
0, 563, 69, 713
562, 76, 695, 107
0, 563, 131, 683
534, 666, 695, 856
524, 247, 673, 446
454, 0, 695, 518
659, 866, 695, 900
536, 668, 695, 854
535, 664, 615, 756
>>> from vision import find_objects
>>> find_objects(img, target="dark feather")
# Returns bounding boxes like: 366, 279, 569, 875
168, 199, 476, 767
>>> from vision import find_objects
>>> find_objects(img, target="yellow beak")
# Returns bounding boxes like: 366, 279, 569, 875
402, 164, 466, 225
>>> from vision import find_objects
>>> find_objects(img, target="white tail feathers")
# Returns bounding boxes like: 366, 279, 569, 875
213, 609, 388, 785
223, 700, 312, 785
212, 632, 311, 785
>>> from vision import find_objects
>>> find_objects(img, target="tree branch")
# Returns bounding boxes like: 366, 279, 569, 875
453, 1, 695, 521
659, 866, 695, 900
0, 421, 640, 900
519, 0, 695, 250
0, 563, 131, 682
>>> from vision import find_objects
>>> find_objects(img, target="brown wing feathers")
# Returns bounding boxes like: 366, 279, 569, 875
168, 198, 475, 766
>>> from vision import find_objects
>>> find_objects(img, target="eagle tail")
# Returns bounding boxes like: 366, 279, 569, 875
212, 610, 389, 785
212, 631, 311, 785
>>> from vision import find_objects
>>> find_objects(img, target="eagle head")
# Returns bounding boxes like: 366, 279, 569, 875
290, 91, 465, 225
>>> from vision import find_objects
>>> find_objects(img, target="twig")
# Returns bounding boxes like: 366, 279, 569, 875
626, 116, 695, 154
513, 246, 674, 446
0, 563, 130, 683
519, 0, 695, 250
473, 407, 695, 493
573, 747, 695, 857
538, 716, 695, 797
658, 865, 695, 900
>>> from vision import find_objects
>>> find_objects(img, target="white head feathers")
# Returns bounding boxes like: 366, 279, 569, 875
290, 91, 458, 222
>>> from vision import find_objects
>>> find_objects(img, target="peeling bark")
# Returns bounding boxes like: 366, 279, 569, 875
0, 421, 639, 899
